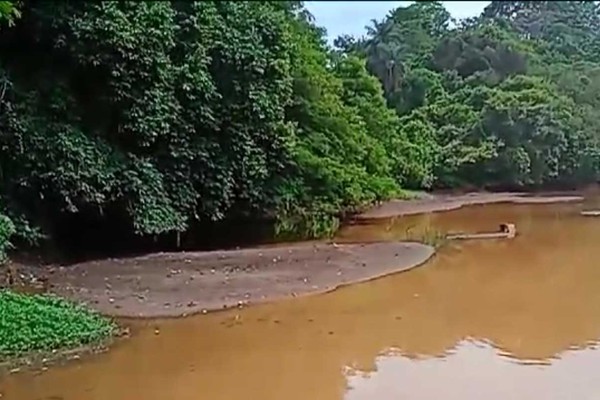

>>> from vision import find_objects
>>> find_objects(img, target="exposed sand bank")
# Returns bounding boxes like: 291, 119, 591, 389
46, 242, 434, 318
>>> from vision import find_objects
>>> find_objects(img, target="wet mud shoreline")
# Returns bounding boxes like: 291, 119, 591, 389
42, 192, 583, 318
356, 192, 583, 220
48, 242, 434, 318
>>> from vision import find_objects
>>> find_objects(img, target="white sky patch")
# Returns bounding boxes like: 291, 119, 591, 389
305, 1, 490, 43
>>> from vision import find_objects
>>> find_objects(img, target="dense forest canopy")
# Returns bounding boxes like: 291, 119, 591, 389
1, 1, 599, 258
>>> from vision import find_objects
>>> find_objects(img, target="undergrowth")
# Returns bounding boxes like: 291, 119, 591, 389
0, 291, 116, 359
0, 214, 15, 262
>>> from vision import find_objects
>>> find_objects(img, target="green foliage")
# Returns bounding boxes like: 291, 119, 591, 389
0, 1, 297, 242
482, 1, 600, 63
356, 2, 451, 104
0, 291, 116, 358
432, 23, 529, 83
0, 213, 14, 262
0, 1, 19, 25
274, 15, 405, 237
475, 76, 581, 186
339, 0, 600, 190
1, 0, 600, 250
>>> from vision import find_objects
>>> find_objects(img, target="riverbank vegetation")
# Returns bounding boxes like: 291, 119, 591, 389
0, 291, 115, 360
1, 0, 599, 254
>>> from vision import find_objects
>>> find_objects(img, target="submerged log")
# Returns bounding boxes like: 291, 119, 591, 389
446, 223, 516, 240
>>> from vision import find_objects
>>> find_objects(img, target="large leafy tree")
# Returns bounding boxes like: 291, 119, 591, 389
483, 1, 600, 62
1, 0, 600, 255
346, 1, 451, 111
341, 0, 600, 190
0, 1, 298, 244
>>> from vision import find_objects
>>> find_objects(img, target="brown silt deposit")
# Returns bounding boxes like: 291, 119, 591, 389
43, 241, 434, 318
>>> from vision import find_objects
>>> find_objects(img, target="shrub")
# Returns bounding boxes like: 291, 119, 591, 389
0, 213, 15, 263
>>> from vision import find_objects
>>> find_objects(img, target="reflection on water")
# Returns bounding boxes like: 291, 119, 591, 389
3, 203, 600, 399
345, 340, 600, 400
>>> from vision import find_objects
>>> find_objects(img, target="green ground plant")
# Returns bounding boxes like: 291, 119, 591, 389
0, 291, 116, 359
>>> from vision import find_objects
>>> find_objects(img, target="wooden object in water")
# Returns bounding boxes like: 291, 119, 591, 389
581, 210, 600, 216
446, 223, 516, 240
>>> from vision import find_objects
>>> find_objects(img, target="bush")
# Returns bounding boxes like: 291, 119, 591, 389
0, 291, 116, 358
0, 213, 15, 262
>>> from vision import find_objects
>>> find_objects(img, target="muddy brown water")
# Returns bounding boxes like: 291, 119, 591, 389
3, 202, 600, 399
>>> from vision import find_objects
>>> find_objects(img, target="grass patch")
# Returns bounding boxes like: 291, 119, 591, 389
0, 290, 116, 360
402, 226, 448, 248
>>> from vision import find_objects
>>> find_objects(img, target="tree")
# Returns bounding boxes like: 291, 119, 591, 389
483, 1, 600, 62
432, 24, 529, 83
0, 1, 299, 244
1, 0, 600, 255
